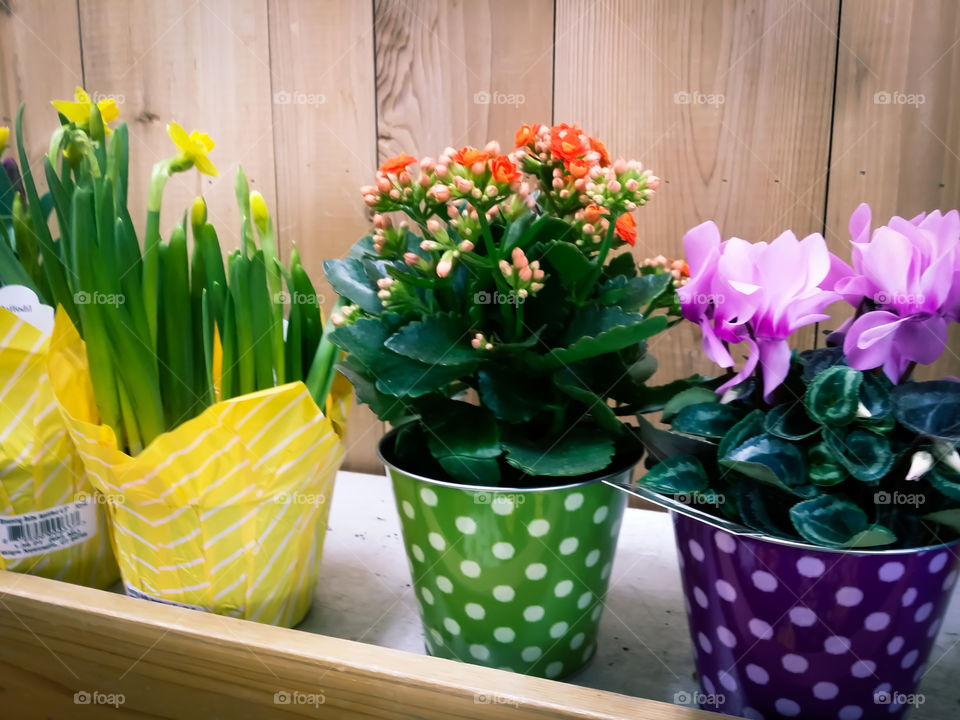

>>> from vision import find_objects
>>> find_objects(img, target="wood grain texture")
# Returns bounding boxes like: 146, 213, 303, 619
268, 0, 383, 473
375, 0, 555, 160
554, 0, 840, 383
0, 570, 726, 720
77, 0, 276, 252
827, 0, 960, 380
0, 0, 83, 173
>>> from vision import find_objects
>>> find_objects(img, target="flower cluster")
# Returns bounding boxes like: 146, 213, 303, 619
679, 224, 839, 399
833, 203, 960, 382
498, 247, 545, 299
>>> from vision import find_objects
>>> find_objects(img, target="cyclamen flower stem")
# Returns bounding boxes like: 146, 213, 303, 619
898, 361, 917, 385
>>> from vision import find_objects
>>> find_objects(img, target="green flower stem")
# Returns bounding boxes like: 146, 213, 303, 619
251, 198, 285, 385
145, 159, 172, 351
476, 211, 516, 335
580, 215, 619, 303
305, 298, 346, 411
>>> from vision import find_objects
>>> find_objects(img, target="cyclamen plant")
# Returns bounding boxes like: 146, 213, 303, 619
637, 205, 960, 549
326, 123, 678, 486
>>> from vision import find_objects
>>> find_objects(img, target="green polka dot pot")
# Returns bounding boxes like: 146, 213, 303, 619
379, 429, 631, 679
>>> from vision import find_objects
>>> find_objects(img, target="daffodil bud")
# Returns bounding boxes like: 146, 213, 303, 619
192, 196, 207, 229
250, 191, 270, 234
0, 126, 8, 155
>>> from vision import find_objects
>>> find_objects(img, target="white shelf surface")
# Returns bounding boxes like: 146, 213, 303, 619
299, 471, 960, 719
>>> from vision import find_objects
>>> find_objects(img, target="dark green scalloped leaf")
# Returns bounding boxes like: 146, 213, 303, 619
823, 428, 894, 483
535, 308, 668, 369
541, 240, 594, 297
384, 313, 476, 366
662, 387, 718, 423
638, 455, 710, 494
765, 402, 820, 440
808, 462, 847, 486
735, 482, 797, 539
596, 273, 672, 313
721, 433, 815, 498
502, 426, 615, 476
805, 365, 863, 426
477, 366, 539, 423
337, 355, 411, 423
424, 403, 501, 485
672, 403, 744, 439
790, 495, 894, 548
892, 381, 960, 441
858, 372, 892, 424
553, 369, 623, 435
718, 409, 766, 460
928, 466, 960, 501
798, 346, 846, 382
374, 352, 475, 398
323, 257, 382, 313
328, 317, 390, 366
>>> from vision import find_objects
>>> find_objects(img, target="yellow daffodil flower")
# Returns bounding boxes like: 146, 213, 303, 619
51, 87, 119, 134
0, 126, 8, 154
167, 121, 218, 177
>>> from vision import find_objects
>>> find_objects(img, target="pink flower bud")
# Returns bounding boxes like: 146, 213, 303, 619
484, 140, 501, 155
625, 178, 639, 192
471, 161, 485, 175
360, 185, 376, 195
485, 185, 498, 197
533, 268, 545, 280
582, 223, 595, 235
436, 251, 454, 278
420, 156, 436, 171
363, 194, 378, 207
471, 336, 483, 349
404, 252, 420, 266
552, 177, 563, 189
647, 176, 660, 190
499, 260, 512, 277
427, 217, 443, 234
430, 184, 451, 202
331, 313, 345, 326
373, 213, 389, 229
418, 173, 431, 188
613, 158, 628, 174
377, 289, 390, 299
459, 240, 474, 252
389, 188, 400, 200
377, 176, 392, 192
454, 177, 474, 194
511, 247, 528, 268
518, 266, 533, 282
607, 180, 621, 193
398, 171, 412, 185
435, 164, 449, 178
377, 277, 393, 290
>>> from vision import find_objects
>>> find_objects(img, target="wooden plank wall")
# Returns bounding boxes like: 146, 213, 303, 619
2, 0, 959, 472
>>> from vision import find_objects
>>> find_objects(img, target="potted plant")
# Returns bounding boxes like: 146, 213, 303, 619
2, 91, 348, 627
325, 123, 671, 677
634, 205, 960, 719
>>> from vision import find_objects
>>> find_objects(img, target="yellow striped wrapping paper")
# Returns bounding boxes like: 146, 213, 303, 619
48, 310, 350, 627
0, 307, 118, 587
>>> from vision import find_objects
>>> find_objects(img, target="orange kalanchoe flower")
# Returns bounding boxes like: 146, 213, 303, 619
550, 122, 586, 161
380, 152, 416, 175
583, 204, 606, 224
452, 146, 489, 166
565, 158, 591, 178
491, 155, 521, 184
588, 136, 610, 166
514, 123, 541, 148
615, 212, 637, 245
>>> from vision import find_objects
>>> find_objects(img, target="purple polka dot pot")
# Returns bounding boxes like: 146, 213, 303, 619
673, 511, 960, 720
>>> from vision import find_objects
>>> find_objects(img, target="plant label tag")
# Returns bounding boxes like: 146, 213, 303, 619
0, 285, 54, 335
0, 498, 98, 559
124, 584, 208, 612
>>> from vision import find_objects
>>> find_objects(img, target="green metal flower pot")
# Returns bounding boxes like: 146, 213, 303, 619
379, 427, 632, 679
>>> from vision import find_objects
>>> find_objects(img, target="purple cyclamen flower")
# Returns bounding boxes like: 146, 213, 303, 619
836, 203, 959, 382
679, 222, 841, 400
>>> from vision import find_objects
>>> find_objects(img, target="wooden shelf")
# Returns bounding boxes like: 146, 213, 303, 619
0, 570, 729, 719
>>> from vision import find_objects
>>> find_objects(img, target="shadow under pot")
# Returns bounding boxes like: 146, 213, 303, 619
669, 508, 960, 720
379, 425, 633, 679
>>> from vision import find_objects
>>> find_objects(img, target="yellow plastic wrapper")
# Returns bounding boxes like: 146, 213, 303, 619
48, 310, 350, 627
0, 307, 118, 587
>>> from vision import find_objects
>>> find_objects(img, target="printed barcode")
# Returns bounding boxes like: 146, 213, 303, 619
0, 501, 96, 560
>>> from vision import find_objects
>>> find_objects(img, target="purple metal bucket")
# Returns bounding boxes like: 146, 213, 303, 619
672, 510, 960, 720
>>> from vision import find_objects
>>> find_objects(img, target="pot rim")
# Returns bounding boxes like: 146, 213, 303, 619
626, 484, 960, 556
378, 423, 639, 494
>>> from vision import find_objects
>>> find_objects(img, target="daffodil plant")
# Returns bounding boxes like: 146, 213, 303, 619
327, 123, 679, 486
0, 90, 338, 454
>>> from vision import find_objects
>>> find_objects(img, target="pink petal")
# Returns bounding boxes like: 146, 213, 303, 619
758, 338, 792, 400
843, 311, 901, 372
849, 202, 872, 245
717, 337, 759, 395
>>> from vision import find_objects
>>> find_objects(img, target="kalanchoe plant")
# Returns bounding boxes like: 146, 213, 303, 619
637, 205, 960, 549
326, 123, 679, 486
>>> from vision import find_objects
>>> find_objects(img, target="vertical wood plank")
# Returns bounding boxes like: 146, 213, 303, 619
827, 0, 960, 380
554, 0, 840, 383
268, 0, 383, 472
375, 0, 555, 160
77, 0, 276, 251
0, 0, 83, 172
